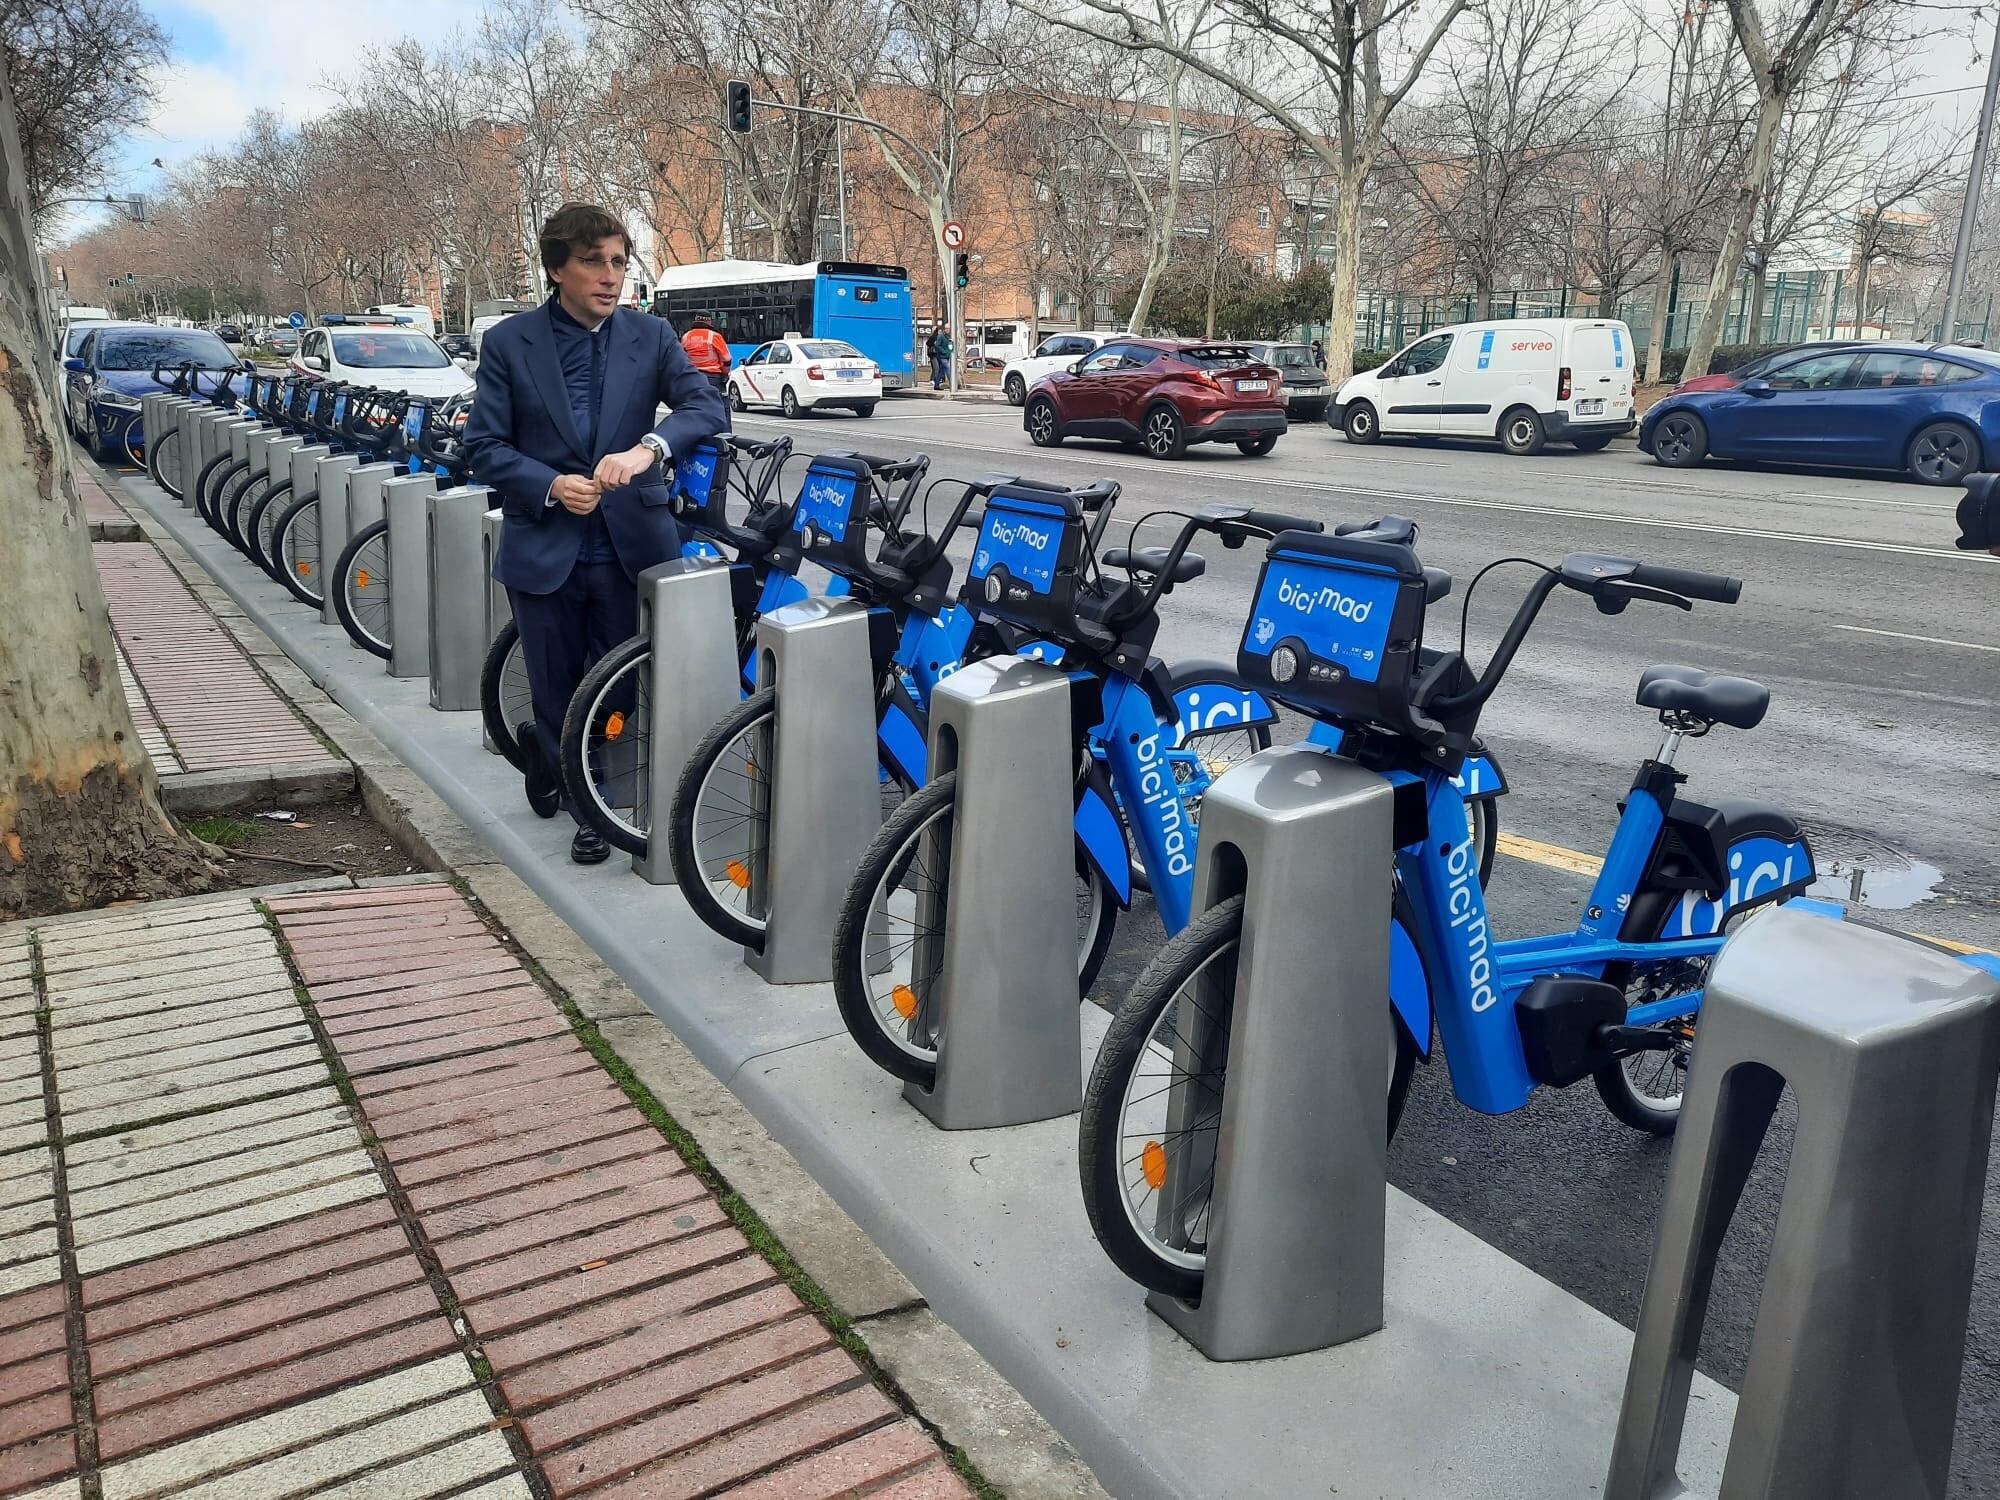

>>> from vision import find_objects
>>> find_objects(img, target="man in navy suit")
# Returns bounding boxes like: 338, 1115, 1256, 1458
463, 203, 729, 863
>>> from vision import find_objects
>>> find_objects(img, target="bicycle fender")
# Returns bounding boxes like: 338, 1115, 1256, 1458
877, 681, 928, 789
1454, 741, 1508, 801
1163, 658, 1277, 745
1074, 765, 1132, 908
1391, 908, 1432, 1061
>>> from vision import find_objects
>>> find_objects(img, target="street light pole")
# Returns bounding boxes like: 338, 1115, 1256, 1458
1943, 8, 2000, 343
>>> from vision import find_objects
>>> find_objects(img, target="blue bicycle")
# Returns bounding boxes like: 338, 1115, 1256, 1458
1080, 518, 1817, 1298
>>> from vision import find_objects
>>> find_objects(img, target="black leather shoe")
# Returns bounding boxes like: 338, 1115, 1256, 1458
570, 825, 610, 865
519, 724, 560, 820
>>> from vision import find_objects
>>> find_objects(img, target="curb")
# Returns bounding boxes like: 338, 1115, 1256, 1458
159, 760, 358, 815
101, 468, 1110, 1499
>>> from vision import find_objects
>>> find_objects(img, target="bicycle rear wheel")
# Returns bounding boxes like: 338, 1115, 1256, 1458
1079, 895, 1415, 1299
830, 773, 1116, 1089
560, 634, 650, 856
270, 493, 323, 606
148, 427, 185, 499
480, 621, 534, 772
333, 520, 392, 659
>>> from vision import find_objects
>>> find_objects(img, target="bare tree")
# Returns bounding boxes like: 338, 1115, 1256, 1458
1180, 99, 1281, 336
0, 67, 213, 912
1846, 137, 1964, 337
1393, 0, 1631, 317
1546, 114, 1654, 318
0, 0, 166, 216
1680, 0, 1890, 378
480, 0, 593, 280
1017, 0, 1471, 381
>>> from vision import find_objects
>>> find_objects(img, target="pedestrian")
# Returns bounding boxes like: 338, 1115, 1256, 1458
462, 202, 729, 865
680, 314, 732, 394
928, 325, 953, 390
1311, 338, 1325, 370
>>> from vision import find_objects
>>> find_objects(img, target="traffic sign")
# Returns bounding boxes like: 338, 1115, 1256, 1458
941, 221, 966, 251
288, 312, 305, 329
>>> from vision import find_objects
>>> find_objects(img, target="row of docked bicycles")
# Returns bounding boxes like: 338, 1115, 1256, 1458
563, 432, 1822, 1302
142, 371, 1825, 1304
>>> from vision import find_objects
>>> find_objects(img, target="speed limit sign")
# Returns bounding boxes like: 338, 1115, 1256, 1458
941, 221, 967, 251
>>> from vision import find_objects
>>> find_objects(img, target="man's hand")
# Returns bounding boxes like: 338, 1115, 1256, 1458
551, 474, 602, 515
594, 444, 658, 489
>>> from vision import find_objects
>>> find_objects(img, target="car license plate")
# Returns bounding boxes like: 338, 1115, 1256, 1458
1293, 385, 1326, 398
1578, 398, 1603, 415
837, 369, 862, 380
1236, 379, 1270, 392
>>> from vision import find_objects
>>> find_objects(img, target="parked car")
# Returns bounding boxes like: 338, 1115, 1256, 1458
64, 323, 239, 462
54, 304, 110, 361
290, 324, 475, 399
1001, 330, 1123, 405
1331, 317, 1636, 453
727, 337, 881, 417
1022, 338, 1288, 459
1240, 340, 1332, 421
1640, 341, 2000, 485
1673, 340, 1870, 395
260, 328, 299, 356
213, 323, 244, 344
438, 331, 474, 360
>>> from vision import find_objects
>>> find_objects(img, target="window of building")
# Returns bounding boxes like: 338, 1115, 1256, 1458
1256, 205, 1271, 229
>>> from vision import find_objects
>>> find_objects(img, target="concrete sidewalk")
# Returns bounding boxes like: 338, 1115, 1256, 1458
1, 878, 977, 1499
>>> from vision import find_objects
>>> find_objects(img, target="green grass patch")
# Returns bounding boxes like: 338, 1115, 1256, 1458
186, 814, 255, 848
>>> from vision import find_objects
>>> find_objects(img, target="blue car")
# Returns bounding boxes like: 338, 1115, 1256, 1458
64, 324, 241, 464
1640, 341, 2000, 485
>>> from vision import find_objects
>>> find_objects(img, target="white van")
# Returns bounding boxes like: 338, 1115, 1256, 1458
366, 303, 436, 336
1330, 318, 1635, 453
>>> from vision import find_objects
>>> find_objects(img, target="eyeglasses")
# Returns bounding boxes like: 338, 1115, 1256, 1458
575, 254, 629, 273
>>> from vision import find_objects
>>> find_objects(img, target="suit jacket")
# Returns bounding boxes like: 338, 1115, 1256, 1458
464, 300, 730, 595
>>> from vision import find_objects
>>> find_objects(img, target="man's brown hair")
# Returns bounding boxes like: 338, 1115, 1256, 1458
539, 203, 629, 286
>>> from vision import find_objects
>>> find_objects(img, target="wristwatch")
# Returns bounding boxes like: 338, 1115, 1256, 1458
638, 433, 669, 466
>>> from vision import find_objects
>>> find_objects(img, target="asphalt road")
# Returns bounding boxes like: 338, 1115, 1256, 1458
742, 395, 2000, 1492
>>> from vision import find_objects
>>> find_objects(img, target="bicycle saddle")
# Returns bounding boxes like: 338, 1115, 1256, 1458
1103, 546, 1205, 584
1636, 664, 1769, 730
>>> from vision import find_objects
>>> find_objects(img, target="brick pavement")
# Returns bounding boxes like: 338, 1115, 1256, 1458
0, 882, 972, 1499
93, 544, 334, 778
75, 471, 139, 543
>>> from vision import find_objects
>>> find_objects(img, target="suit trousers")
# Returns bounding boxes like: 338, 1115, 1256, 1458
509, 561, 638, 814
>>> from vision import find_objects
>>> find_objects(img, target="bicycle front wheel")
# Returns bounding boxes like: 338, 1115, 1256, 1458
148, 427, 185, 499
831, 773, 1117, 1089
333, 520, 392, 659
249, 480, 294, 577
561, 634, 651, 856
480, 621, 533, 772
1079, 895, 1415, 1300
667, 690, 776, 948
194, 453, 237, 528
271, 494, 323, 606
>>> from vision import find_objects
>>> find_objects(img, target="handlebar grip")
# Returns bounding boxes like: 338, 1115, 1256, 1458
1238, 509, 1322, 534
1627, 562, 1741, 604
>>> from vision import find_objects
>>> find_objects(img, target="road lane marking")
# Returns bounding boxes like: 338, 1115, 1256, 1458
1498, 833, 1993, 955
1829, 625, 2000, 652
1783, 492, 1958, 510
740, 416, 1993, 564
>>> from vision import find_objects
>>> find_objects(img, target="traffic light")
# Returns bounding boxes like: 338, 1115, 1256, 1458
954, 252, 970, 290
726, 81, 752, 134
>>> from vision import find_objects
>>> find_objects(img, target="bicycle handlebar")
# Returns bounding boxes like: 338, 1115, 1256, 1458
1626, 561, 1741, 604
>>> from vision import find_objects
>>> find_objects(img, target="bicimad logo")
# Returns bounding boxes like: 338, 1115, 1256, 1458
988, 518, 1053, 551
1276, 577, 1374, 621
1252, 617, 1275, 646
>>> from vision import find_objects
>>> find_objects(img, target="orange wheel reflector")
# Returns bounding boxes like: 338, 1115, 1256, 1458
295, 561, 312, 577
724, 859, 751, 890
1141, 1141, 1168, 1190
354, 569, 371, 589
604, 711, 626, 740
892, 983, 919, 1020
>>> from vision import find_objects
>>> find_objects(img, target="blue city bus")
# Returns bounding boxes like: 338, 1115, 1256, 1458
651, 260, 916, 389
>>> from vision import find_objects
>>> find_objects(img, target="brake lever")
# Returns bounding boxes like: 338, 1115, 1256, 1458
1594, 581, 1691, 616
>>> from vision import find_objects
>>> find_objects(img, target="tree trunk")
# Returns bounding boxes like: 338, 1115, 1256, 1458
1323, 174, 1365, 383
1473, 282, 1493, 320
1681, 90, 1783, 380
1852, 259, 1871, 340
0, 72, 214, 916
1127, 224, 1170, 335
1597, 281, 1618, 317
1746, 260, 1769, 345
1645, 251, 1675, 384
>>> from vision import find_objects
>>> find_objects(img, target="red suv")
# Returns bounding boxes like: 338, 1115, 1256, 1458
1022, 339, 1288, 459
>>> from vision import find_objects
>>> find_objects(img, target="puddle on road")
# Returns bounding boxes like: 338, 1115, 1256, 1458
1804, 825, 1944, 910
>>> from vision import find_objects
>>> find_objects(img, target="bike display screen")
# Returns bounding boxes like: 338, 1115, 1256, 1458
969, 497, 1066, 598
1241, 553, 1402, 684
792, 463, 861, 543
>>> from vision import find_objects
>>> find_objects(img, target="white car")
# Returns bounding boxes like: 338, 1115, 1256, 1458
290, 325, 475, 400
728, 338, 881, 418
1000, 331, 1123, 406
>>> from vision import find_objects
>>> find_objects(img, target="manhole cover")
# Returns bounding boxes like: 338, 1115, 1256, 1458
1802, 823, 1942, 911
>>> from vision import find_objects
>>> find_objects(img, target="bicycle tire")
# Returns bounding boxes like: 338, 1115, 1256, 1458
249, 479, 294, 578
830, 772, 1117, 1089
206, 459, 250, 535
560, 634, 651, 856
480, 621, 534, 772
225, 470, 268, 554
148, 426, 185, 499
1079, 894, 1416, 1300
193, 451, 236, 527
667, 690, 776, 949
332, 520, 392, 659
270, 493, 324, 607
